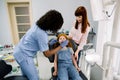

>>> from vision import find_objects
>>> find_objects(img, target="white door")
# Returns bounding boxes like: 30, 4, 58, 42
8, 3, 31, 44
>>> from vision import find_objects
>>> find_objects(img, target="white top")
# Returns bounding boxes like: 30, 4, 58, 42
69, 23, 91, 50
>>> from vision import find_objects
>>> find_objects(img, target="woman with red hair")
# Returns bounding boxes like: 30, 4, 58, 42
68, 6, 91, 65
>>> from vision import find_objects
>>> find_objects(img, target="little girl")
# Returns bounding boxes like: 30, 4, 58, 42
52, 33, 83, 80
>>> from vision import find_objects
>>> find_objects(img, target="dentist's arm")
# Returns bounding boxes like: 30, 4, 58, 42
43, 40, 68, 57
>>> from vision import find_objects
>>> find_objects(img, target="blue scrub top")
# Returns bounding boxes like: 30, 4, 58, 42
13, 24, 49, 63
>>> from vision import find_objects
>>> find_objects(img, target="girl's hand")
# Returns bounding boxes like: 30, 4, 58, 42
53, 71, 57, 76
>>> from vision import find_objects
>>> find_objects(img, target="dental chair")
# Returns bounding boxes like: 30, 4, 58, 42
48, 30, 97, 80
48, 38, 88, 80
48, 39, 100, 80
0, 60, 28, 80
79, 44, 100, 80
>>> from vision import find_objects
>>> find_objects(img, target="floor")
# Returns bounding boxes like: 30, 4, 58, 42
37, 52, 54, 80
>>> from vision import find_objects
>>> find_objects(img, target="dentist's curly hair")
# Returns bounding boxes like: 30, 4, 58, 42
36, 10, 64, 33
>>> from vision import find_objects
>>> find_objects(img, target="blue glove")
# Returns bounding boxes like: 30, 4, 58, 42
60, 40, 69, 48
49, 38, 57, 45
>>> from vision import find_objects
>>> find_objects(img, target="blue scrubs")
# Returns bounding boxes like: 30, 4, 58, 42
13, 24, 49, 80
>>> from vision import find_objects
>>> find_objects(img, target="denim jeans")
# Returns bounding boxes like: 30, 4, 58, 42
57, 63, 83, 80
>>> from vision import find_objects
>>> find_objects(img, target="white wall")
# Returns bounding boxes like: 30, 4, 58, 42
110, 0, 120, 75
0, 0, 98, 46
95, 19, 114, 64
31, 0, 97, 32
95, 2, 116, 65
0, 0, 12, 45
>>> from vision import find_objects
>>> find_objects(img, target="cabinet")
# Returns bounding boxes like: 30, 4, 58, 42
0, 45, 39, 77
0, 46, 21, 76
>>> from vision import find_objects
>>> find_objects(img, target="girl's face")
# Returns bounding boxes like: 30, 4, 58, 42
58, 36, 67, 43
76, 15, 82, 23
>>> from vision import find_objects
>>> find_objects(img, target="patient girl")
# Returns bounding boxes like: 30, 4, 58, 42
52, 33, 83, 80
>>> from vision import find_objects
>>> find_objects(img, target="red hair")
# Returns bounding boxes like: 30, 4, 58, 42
74, 6, 90, 33
53, 33, 72, 48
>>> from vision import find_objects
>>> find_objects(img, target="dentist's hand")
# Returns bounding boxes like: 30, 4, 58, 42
60, 40, 69, 48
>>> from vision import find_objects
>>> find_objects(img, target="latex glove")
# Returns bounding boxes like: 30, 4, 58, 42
60, 40, 69, 48
49, 38, 57, 45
